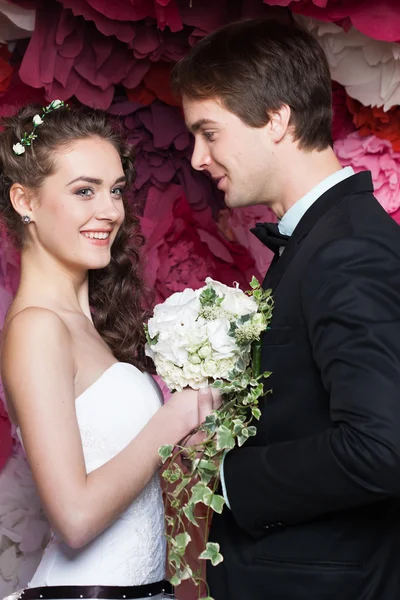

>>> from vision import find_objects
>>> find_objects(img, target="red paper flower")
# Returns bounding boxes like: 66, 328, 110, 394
126, 62, 180, 107
347, 97, 400, 153
0, 45, 13, 94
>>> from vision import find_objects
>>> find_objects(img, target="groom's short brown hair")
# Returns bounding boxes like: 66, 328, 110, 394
171, 19, 333, 151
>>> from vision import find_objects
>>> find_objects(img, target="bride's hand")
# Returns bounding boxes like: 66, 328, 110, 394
181, 388, 222, 468
166, 386, 221, 436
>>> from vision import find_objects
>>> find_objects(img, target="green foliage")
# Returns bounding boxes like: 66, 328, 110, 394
162, 280, 273, 598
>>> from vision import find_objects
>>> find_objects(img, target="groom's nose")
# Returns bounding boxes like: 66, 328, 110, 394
191, 138, 212, 171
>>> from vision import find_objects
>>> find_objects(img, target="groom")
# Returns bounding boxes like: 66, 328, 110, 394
172, 18, 400, 600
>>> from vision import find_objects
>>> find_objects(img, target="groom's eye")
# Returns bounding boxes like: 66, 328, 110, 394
204, 132, 216, 142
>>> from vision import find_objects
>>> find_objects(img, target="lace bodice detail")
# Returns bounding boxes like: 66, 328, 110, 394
28, 363, 166, 587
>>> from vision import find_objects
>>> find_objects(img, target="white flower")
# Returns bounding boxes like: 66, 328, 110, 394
48, 99, 63, 109
32, 115, 43, 126
206, 319, 238, 358
205, 277, 257, 317
201, 359, 218, 377
146, 278, 260, 391
12, 143, 25, 156
147, 288, 200, 339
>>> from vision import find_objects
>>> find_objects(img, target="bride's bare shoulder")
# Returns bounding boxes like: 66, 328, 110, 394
2, 306, 73, 381
3, 305, 70, 343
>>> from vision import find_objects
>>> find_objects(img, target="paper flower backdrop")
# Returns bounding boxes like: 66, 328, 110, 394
0, 1, 35, 43
297, 15, 400, 111
335, 132, 400, 214
0, 1, 400, 598
266, 0, 400, 43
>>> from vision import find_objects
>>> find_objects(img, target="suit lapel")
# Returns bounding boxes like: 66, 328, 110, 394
262, 171, 374, 291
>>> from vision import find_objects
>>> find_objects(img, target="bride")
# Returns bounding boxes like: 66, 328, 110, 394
0, 102, 218, 600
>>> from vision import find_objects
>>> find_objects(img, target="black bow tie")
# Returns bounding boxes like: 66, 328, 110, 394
250, 222, 290, 253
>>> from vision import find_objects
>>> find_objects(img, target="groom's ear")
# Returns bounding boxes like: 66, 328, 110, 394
267, 104, 291, 144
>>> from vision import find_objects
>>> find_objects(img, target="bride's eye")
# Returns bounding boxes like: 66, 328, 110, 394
111, 186, 124, 198
75, 188, 94, 199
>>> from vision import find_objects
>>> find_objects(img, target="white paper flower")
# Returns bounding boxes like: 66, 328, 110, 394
12, 143, 25, 156
0, 453, 50, 593
0, 2, 35, 43
296, 15, 400, 111
32, 115, 43, 126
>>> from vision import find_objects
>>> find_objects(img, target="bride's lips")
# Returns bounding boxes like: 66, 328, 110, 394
80, 230, 112, 247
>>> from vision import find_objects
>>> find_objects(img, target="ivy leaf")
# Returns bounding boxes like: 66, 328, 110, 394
183, 503, 199, 527
216, 424, 235, 451
191, 482, 212, 505
249, 276, 260, 289
170, 574, 182, 587
200, 542, 224, 566
199, 470, 213, 486
209, 494, 225, 514
198, 459, 218, 475
202, 413, 218, 434
247, 426, 257, 437
251, 407, 261, 420
237, 428, 249, 447
169, 550, 182, 570
180, 564, 193, 580
173, 476, 191, 497
159, 444, 173, 464
175, 532, 191, 550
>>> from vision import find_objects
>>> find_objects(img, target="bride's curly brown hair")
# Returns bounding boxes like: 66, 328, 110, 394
0, 103, 153, 371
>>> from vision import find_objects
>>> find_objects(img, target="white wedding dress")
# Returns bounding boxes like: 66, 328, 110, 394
19, 363, 168, 600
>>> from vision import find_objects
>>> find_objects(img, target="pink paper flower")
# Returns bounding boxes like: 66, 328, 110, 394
0, 226, 20, 296
391, 207, 400, 225
18, 2, 156, 110
335, 131, 400, 214
140, 184, 261, 302
262, 0, 400, 43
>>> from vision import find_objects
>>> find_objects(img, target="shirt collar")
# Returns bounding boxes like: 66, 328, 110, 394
278, 167, 355, 236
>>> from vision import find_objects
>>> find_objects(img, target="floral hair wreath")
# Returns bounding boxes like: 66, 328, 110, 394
12, 99, 67, 156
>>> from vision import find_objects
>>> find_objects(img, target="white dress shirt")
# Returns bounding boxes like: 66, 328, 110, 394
220, 166, 355, 509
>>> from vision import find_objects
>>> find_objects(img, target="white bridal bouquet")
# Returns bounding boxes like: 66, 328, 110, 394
145, 277, 273, 599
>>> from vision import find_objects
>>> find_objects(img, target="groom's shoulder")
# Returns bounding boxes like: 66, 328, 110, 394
316, 187, 400, 253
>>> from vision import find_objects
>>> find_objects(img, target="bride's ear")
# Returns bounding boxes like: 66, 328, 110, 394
9, 183, 36, 222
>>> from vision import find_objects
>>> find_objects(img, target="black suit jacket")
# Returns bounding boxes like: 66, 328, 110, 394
207, 172, 400, 600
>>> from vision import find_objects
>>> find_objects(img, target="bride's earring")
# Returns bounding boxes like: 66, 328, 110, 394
21, 215, 31, 225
